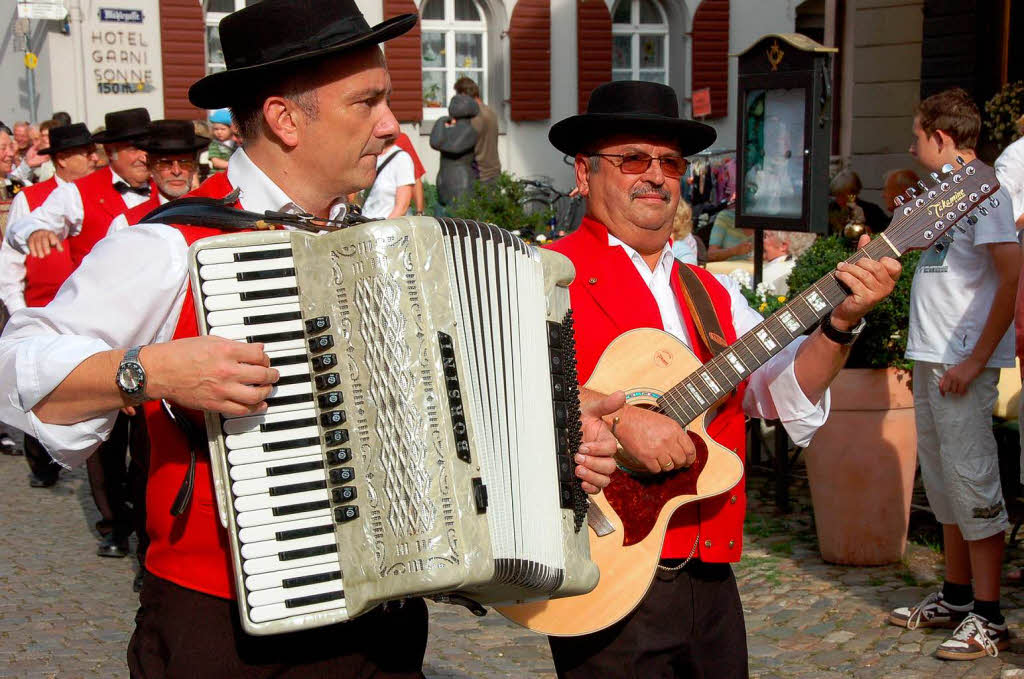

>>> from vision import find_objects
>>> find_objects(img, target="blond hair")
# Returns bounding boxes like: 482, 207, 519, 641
672, 200, 693, 240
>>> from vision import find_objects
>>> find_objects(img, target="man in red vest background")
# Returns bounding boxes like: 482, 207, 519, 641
0, 0, 622, 675
544, 81, 901, 678
0, 122, 98, 488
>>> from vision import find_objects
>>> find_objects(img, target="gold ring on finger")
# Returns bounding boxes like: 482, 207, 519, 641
661, 460, 674, 470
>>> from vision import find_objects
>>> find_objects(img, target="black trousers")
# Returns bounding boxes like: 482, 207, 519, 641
128, 573, 429, 679
549, 561, 748, 679
86, 412, 134, 539
23, 434, 61, 483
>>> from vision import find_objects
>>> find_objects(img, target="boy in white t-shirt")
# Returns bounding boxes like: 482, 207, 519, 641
888, 88, 1020, 661
361, 142, 414, 219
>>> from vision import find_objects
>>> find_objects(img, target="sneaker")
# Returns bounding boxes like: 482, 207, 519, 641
888, 591, 972, 629
935, 613, 1009, 660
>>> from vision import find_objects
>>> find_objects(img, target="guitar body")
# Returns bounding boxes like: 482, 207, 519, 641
495, 328, 744, 636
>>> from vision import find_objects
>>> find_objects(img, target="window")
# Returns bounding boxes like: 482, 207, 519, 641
611, 0, 668, 84
421, 0, 487, 118
205, 0, 259, 74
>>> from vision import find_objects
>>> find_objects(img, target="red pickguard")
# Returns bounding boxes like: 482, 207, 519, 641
602, 431, 709, 546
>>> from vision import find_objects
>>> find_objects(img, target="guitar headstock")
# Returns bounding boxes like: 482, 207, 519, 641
882, 158, 1001, 254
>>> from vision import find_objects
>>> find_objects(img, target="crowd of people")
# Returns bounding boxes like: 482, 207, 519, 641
0, 0, 1020, 675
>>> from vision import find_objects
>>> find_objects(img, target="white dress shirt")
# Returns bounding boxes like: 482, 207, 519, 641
608, 234, 829, 446
995, 137, 1024, 222
107, 193, 169, 235
6, 168, 152, 253
0, 176, 67, 314
0, 149, 350, 467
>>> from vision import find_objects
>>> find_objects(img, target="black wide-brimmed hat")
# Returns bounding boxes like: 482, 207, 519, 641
549, 81, 717, 157
189, 0, 417, 109
138, 120, 210, 155
38, 123, 94, 155
91, 108, 151, 144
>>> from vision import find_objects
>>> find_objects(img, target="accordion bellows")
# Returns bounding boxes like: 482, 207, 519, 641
189, 217, 598, 635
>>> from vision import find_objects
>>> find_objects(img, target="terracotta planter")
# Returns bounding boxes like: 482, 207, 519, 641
803, 368, 917, 565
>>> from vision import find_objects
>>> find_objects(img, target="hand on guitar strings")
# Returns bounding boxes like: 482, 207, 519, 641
612, 404, 696, 475
830, 234, 901, 332
576, 390, 627, 494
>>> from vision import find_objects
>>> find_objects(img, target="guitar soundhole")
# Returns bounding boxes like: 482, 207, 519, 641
603, 431, 709, 546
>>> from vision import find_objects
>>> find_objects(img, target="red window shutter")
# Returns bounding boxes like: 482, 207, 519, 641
691, 0, 729, 118
383, 0, 422, 123
509, 0, 551, 121
576, 0, 612, 113
160, 0, 205, 119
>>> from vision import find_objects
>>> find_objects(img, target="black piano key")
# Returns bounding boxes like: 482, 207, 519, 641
331, 486, 357, 503
284, 590, 345, 609
264, 393, 314, 409
305, 316, 330, 333
273, 373, 309, 387
246, 330, 305, 344
333, 506, 359, 523
272, 500, 330, 516
260, 417, 317, 433
233, 248, 292, 262
329, 467, 354, 484
244, 310, 302, 325
323, 429, 349, 447
262, 436, 320, 452
308, 335, 334, 353
236, 267, 296, 282
311, 354, 337, 372
282, 570, 342, 589
268, 480, 327, 496
275, 523, 335, 542
270, 353, 308, 367
279, 543, 338, 561
240, 287, 299, 302
266, 459, 324, 476
320, 410, 346, 427
326, 448, 351, 465
314, 373, 340, 390
317, 392, 343, 409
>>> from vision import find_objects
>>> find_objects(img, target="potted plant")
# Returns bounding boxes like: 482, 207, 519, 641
753, 235, 922, 565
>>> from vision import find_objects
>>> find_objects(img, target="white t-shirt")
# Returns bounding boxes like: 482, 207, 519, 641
361, 148, 415, 220
995, 137, 1024, 222
906, 185, 1017, 368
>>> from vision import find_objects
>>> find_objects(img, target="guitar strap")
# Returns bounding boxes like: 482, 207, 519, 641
675, 262, 729, 358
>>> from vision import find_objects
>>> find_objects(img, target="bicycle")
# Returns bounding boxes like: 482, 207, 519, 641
516, 176, 585, 242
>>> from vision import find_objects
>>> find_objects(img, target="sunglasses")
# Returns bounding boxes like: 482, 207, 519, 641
152, 158, 197, 172
589, 153, 689, 178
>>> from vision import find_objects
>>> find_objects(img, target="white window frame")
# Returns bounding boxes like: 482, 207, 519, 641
611, 0, 669, 84
204, 0, 248, 75
420, 0, 488, 122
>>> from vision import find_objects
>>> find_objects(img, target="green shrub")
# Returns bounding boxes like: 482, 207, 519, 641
446, 173, 554, 235
983, 80, 1024, 153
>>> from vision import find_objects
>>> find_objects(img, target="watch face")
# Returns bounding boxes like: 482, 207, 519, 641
118, 363, 145, 393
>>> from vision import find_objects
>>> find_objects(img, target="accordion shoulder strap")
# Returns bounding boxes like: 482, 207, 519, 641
675, 262, 729, 357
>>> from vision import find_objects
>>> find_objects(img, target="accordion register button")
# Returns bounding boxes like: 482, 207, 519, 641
329, 467, 355, 484
326, 448, 351, 465
308, 335, 334, 353
559, 483, 573, 508
320, 410, 347, 427
311, 353, 337, 372
305, 316, 330, 333
314, 373, 340, 390
557, 456, 572, 479
555, 431, 569, 456
331, 486, 357, 503
317, 391, 343, 409
334, 506, 359, 523
550, 353, 564, 374
553, 402, 568, 428
324, 429, 349, 446
551, 375, 566, 400
472, 478, 488, 512
547, 322, 561, 346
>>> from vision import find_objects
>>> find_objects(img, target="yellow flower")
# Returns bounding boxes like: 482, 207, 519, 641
759, 303, 767, 312
777, 296, 786, 303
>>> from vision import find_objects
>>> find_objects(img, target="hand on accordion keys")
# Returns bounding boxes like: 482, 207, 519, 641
575, 390, 627, 493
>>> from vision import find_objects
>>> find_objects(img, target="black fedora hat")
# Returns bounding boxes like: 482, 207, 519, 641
91, 108, 151, 144
138, 120, 210, 155
549, 81, 717, 157
189, 0, 417, 109
38, 123, 94, 155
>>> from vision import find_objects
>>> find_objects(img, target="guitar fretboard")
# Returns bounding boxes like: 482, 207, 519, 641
657, 237, 899, 426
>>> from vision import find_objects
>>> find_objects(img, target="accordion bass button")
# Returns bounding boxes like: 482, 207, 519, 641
329, 467, 355, 484
311, 354, 337, 372
324, 429, 349, 446
326, 448, 352, 465
320, 410, 347, 427
317, 391, 344, 409
305, 316, 330, 333
314, 373, 340, 390
308, 335, 334, 353
334, 506, 359, 523
331, 486, 357, 503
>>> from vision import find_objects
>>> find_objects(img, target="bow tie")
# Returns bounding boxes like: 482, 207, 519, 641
113, 181, 151, 197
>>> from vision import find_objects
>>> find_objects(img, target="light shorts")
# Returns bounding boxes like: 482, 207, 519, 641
913, 361, 1009, 541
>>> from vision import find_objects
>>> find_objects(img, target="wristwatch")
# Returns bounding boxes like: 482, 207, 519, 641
820, 313, 866, 345
116, 346, 148, 403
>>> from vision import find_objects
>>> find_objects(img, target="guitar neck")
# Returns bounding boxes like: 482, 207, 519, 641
658, 236, 899, 426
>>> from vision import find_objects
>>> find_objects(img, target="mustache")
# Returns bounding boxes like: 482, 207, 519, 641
629, 183, 670, 201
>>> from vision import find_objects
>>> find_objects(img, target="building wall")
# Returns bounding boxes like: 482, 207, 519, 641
1, 11, 54, 124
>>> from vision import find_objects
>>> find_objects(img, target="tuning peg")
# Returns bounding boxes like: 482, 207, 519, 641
966, 214, 978, 225
906, 187, 917, 197
918, 180, 929, 191
894, 195, 904, 206
989, 197, 1001, 208
930, 172, 940, 182
956, 155, 966, 166
955, 224, 967, 233
979, 207, 989, 216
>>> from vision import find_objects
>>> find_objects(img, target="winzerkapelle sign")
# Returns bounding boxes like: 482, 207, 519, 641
98, 8, 144, 23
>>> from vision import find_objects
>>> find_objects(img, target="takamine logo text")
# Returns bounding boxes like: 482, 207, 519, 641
926, 189, 967, 218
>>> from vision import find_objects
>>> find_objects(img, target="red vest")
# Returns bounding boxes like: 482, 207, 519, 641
67, 167, 157, 267
119, 193, 163, 228
19, 178, 77, 307
140, 172, 244, 598
547, 217, 749, 562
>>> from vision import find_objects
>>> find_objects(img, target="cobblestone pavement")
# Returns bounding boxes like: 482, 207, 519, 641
3, 429, 1024, 678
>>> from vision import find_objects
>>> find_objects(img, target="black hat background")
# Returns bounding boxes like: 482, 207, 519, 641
189, 0, 417, 109
91, 108, 151, 144
38, 123, 94, 155
548, 81, 717, 158
138, 120, 210, 155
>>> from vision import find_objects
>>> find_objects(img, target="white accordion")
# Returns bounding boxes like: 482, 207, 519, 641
188, 217, 598, 635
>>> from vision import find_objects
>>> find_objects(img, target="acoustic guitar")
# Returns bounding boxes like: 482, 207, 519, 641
496, 159, 1001, 636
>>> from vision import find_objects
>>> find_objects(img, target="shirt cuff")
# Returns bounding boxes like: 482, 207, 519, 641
23, 410, 115, 469
16, 334, 112, 411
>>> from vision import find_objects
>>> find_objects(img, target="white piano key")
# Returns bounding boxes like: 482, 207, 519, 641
245, 562, 339, 591
232, 469, 327, 497
223, 408, 317, 436
196, 243, 293, 265
225, 425, 320, 451
240, 531, 335, 559
248, 596, 347, 624
207, 302, 301, 327
202, 292, 301, 312
247, 579, 343, 608
235, 505, 330, 529
199, 257, 295, 281
227, 443, 323, 466
233, 487, 329, 513
202, 275, 298, 297
242, 548, 337, 575
210, 319, 303, 341
268, 382, 313, 400
238, 514, 333, 543
230, 455, 323, 483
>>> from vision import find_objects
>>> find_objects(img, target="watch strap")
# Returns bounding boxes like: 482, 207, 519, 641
123, 346, 141, 363
821, 313, 865, 345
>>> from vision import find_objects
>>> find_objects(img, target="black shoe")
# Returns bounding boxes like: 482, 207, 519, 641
1, 435, 21, 455
97, 534, 130, 558
133, 572, 144, 593
28, 473, 57, 488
